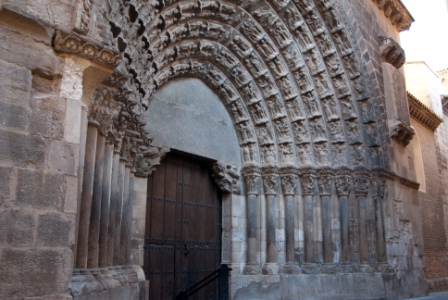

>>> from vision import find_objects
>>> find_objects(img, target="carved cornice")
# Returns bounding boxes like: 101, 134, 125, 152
407, 92, 443, 132
372, 0, 414, 32
379, 37, 406, 69
400, 177, 420, 189
53, 30, 121, 69
211, 162, 240, 193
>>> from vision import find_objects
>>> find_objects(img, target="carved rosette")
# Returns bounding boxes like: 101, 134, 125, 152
353, 168, 370, 196
299, 167, 317, 196
242, 164, 262, 195
262, 165, 279, 195
280, 166, 298, 196
211, 162, 240, 193
317, 168, 334, 196
334, 168, 352, 197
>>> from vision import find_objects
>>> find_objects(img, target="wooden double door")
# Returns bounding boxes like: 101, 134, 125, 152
144, 153, 222, 300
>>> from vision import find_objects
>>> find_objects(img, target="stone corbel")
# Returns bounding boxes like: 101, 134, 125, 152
379, 36, 406, 69
53, 30, 121, 69
372, 0, 414, 31
211, 162, 240, 193
389, 120, 415, 146
134, 144, 170, 178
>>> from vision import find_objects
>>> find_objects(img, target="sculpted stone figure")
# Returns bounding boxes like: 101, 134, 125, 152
339, 97, 357, 119
314, 72, 331, 96
302, 92, 320, 117
245, 53, 266, 75
283, 45, 303, 70
266, 94, 286, 119
297, 143, 312, 163
310, 118, 326, 140
220, 80, 239, 102
326, 53, 344, 76
257, 74, 276, 96
231, 65, 251, 86
350, 143, 365, 166
292, 121, 308, 143
215, 50, 238, 69
230, 35, 252, 57
211, 162, 240, 193
294, 67, 313, 93
261, 144, 277, 164
278, 76, 297, 99
332, 143, 346, 165
275, 118, 291, 141
305, 48, 323, 73
257, 124, 274, 144
321, 96, 338, 119
243, 143, 257, 162
328, 120, 344, 140
294, 25, 314, 49
284, 7, 303, 29
242, 17, 265, 42
238, 121, 255, 143
242, 81, 261, 103
286, 98, 303, 120
230, 100, 248, 122
270, 21, 293, 47
316, 33, 335, 56
315, 143, 329, 164
253, 6, 278, 27
268, 56, 288, 78
279, 143, 294, 163
249, 101, 268, 123
259, 37, 279, 59
305, 10, 325, 34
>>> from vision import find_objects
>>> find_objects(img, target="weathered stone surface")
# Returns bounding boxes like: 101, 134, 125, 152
0, 130, 46, 166
0, 248, 73, 297
0, 59, 32, 106
0, 209, 36, 246
0, 9, 59, 78
0, 166, 13, 202
37, 212, 75, 247
0, 101, 29, 130
30, 96, 66, 140
16, 169, 64, 211
47, 140, 79, 175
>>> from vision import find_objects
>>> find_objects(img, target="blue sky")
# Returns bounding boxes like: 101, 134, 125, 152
400, 0, 448, 71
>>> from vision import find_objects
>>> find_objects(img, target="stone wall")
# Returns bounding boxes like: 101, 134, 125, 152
0, 0, 430, 299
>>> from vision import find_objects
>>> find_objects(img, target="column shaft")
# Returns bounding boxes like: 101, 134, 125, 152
246, 194, 258, 266
375, 196, 387, 262
284, 195, 295, 263
348, 190, 359, 263
98, 142, 113, 268
87, 134, 106, 268
340, 196, 350, 262
119, 166, 132, 265
321, 195, 332, 263
107, 152, 121, 266
265, 194, 277, 264
304, 195, 314, 263
113, 160, 126, 265
76, 124, 98, 269
358, 195, 368, 262
124, 173, 135, 265
313, 194, 323, 263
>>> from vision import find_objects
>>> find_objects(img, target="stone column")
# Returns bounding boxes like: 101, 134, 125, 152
317, 168, 334, 268
335, 169, 352, 265
107, 150, 121, 266
76, 123, 98, 269
87, 134, 106, 268
300, 168, 317, 265
280, 166, 300, 274
372, 174, 387, 265
242, 164, 261, 275
262, 166, 279, 275
353, 169, 370, 268
113, 159, 126, 265
124, 171, 135, 265
98, 141, 114, 268
119, 165, 132, 265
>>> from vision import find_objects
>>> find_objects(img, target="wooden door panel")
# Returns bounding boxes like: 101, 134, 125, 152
145, 153, 222, 300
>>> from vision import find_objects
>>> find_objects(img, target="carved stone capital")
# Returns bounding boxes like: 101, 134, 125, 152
379, 36, 406, 69
389, 120, 415, 146
317, 168, 334, 196
335, 173, 352, 197
262, 173, 279, 195
53, 30, 121, 69
242, 164, 261, 195
353, 168, 370, 196
371, 174, 386, 198
299, 167, 317, 196
211, 162, 240, 193
280, 174, 298, 196
134, 144, 169, 178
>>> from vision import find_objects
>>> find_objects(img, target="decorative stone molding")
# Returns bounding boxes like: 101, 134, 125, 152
53, 30, 121, 69
73, 0, 93, 35
379, 37, 406, 69
210, 162, 240, 193
372, 0, 414, 31
389, 120, 415, 146
408, 92, 443, 132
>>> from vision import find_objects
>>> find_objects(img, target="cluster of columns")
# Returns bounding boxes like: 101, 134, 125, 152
241, 164, 387, 275
75, 120, 136, 274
